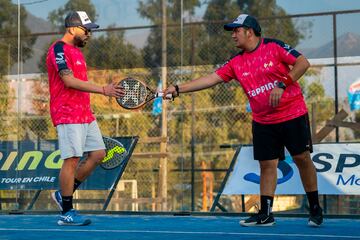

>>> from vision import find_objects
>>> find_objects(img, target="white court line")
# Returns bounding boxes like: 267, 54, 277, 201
0, 228, 359, 239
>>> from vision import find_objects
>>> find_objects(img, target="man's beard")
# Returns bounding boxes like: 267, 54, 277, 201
74, 36, 87, 48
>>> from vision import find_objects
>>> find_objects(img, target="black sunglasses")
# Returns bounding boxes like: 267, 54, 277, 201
77, 26, 91, 35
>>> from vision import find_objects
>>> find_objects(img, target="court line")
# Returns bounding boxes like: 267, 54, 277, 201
0, 228, 359, 239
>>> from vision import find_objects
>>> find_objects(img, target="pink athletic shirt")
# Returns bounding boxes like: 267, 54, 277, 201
46, 41, 95, 126
216, 38, 308, 124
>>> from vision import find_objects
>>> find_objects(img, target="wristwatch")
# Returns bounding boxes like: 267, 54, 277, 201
276, 81, 286, 90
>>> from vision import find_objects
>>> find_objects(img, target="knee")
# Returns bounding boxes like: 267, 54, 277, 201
259, 160, 278, 172
92, 150, 106, 165
293, 151, 313, 168
63, 157, 80, 168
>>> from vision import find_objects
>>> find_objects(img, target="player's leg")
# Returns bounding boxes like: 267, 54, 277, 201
74, 120, 106, 184
239, 121, 282, 227
59, 156, 80, 212
284, 114, 323, 226
52, 124, 91, 226
75, 149, 106, 181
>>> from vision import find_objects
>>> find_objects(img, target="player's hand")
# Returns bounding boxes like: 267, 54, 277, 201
269, 87, 284, 107
162, 85, 179, 99
103, 83, 125, 98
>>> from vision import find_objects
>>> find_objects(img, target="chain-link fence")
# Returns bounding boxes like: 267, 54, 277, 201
1, 9, 360, 214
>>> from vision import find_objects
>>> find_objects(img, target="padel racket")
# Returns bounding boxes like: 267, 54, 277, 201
116, 77, 173, 109
100, 136, 128, 170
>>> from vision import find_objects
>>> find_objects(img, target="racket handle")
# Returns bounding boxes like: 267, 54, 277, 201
157, 92, 173, 99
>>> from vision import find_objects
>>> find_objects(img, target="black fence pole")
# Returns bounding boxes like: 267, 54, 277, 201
191, 94, 195, 211
332, 13, 339, 142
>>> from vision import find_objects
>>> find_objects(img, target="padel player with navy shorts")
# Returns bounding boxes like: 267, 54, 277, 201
163, 14, 323, 227
46, 11, 124, 226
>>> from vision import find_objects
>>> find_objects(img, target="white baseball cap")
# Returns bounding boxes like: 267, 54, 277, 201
224, 14, 261, 34
65, 11, 99, 30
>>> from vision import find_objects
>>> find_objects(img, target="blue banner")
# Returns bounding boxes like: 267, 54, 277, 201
348, 79, 360, 111
0, 137, 138, 190
152, 81, 162, 116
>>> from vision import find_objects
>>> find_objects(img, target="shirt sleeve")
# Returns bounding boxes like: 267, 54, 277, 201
215, 59, 236, 82
273, 39, 301, 66
51, 41, 70, 72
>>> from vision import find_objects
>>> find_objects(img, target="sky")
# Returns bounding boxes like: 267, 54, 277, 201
15, 0, 360, 48
16, 0, 360, 28
9, 0, 360, 99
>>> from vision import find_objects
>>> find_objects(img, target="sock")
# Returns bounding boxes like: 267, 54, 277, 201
62, 196, 73, 214
73, 178, 82, 192
306, 190, 320, 212
260, 195, 273, 216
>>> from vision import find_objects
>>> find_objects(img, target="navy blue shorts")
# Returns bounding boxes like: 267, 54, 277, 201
252, 114, 313, 161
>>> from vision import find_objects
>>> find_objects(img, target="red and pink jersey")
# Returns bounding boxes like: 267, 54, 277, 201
216, 38, 308, 124
46, 41, 95, 126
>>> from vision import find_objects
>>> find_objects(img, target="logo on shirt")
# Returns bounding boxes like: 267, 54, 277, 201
75, 60, 82, 65
283, 44, 294, 54
55, 52, 65, 64
247, 80, 278, 98
263, 61, 273, 69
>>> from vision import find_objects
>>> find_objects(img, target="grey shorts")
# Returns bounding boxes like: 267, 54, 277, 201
56, 120, 106, 160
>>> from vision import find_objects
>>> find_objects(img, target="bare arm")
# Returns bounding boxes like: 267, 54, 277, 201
163, 73, 224, 97
288, 55, 310, 81
269, 55, 311, 107
59, 69, 124, 97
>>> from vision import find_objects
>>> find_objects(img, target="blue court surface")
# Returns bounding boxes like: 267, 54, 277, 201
0, 214, 359, 240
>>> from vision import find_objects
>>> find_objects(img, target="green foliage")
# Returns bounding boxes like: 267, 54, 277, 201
200, 0, 305, 64
301, 69, 334, 127
85, 30, 143, 69
47, 0, 97, 31
38, 1, 143, 72
37, 36, 58, 73
137, 0, 201, 67
0, 0, 36, 75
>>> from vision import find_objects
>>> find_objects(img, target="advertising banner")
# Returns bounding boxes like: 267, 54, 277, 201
223, 143, 360, 195
0, 137, 137, 190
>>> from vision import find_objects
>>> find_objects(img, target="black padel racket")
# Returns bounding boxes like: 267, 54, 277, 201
100, 136, 128, 170
116, 77, 172, 109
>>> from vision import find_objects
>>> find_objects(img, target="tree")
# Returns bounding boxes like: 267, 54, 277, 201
0, 0, 36, 141
137, 0, 201, 68
38, 0, 143, 72
86, 29, 143, 69
47, 0, 97, 32
200, 0, 305, 64
0, 0, 36, 75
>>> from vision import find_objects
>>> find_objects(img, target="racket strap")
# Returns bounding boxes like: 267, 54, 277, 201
174, 84, 180, 95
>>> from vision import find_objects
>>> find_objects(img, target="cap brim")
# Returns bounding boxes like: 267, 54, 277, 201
224, 23, 243, 31
83, 23, 99, 30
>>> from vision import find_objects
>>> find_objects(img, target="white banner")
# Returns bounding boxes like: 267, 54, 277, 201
222, 143, 360, 195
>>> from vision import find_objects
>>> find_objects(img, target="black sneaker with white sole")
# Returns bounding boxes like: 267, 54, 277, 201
308, 206, 323, 227
240, 212, 275, 227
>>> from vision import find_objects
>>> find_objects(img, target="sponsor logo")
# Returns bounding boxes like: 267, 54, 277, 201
263, 61, 273, 69
283, 43, 294, 54
243, 151, 360, 186
260, 216, 270, 224
244, 156, 294, 184
313, 152, 360, 186
247, 80, 278, 98
55, 52, 65, 64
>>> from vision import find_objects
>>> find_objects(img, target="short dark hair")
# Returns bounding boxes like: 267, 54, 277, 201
243, 26, 261, 37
